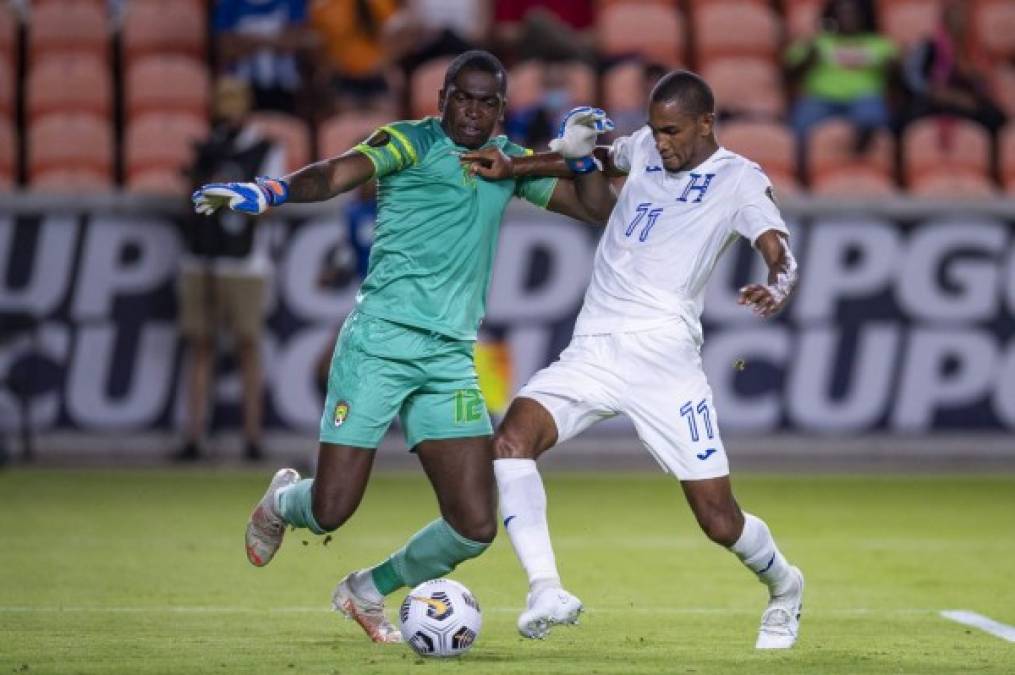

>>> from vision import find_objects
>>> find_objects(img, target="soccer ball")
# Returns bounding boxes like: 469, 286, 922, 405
399, 578, 482, 657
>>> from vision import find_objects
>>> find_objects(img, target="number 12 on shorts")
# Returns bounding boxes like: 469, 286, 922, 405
679, 399, 714, 443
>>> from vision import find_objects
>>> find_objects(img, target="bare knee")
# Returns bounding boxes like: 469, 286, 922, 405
444, 502, 498, 544
697, 509, 744, 547
492, 398, 556, 460
453, 515, 497, 544
492, 429, 538, 460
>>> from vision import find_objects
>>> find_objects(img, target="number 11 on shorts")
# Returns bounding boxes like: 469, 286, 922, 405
679, 399, 714, 443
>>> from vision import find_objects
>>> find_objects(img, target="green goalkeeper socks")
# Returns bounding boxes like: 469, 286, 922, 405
370, 519, 489, 596
275, 484, 488, 595
275, 479, 326, 535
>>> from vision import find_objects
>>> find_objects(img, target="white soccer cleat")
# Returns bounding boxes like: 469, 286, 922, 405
244, 468, 300, 567
332, 573, 403, 644
517, 587, 584, 639
756, 566, 804, 649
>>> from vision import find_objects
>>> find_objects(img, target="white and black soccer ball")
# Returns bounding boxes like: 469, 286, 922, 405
399, 578, 482, 657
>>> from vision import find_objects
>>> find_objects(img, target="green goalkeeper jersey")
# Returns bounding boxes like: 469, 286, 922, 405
352, 117, 557, 340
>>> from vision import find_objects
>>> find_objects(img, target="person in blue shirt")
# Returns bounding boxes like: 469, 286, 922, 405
213, 0, 319, 113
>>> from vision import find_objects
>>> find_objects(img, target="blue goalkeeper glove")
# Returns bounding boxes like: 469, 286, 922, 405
192, 177, 289, 215
549, 106, 615, 174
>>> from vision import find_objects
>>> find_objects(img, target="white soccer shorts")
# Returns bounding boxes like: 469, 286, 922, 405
517, 325, 730, 481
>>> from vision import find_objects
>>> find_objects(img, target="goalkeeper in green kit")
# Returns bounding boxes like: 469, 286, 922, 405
192, 51, 614, 643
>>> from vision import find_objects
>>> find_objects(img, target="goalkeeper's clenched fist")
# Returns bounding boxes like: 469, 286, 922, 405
191, 177, 290, 215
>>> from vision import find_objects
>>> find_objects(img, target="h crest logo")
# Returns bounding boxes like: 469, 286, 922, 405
677, 172, 716, 203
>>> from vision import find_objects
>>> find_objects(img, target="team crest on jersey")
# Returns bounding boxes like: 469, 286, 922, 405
333, 400, 350, 427
364, 130, 391, 147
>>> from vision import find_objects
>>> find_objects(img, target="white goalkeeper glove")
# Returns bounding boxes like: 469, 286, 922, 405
191, 177, 289, 216
548, 106, 615, 173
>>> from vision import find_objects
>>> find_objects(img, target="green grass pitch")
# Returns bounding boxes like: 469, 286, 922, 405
2, 469, 1013, 674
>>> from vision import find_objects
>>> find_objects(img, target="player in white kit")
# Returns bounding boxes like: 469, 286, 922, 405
463, 71, 804, 649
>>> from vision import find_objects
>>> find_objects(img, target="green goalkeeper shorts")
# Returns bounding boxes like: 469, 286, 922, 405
319, 310, 492, 449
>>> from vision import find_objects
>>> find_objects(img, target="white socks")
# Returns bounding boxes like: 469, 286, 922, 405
494, 458, 561, 595
348, 568, 384, 604
730, 512, 794, 596
496, 459, 793, 602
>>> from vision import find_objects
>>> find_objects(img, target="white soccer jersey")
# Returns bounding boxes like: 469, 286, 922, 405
574, 126, 789, 344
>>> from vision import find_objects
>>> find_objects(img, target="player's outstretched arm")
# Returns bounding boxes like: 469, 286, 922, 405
192, 152, 376, 216
460, 147, 614, 225
282, 152, 376, 202
738, 230, 798, 318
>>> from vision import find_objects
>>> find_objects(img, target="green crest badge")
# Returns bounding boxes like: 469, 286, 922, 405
333, 400, 350, 427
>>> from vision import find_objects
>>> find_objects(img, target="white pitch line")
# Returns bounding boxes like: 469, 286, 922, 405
940, 610, 1015, 642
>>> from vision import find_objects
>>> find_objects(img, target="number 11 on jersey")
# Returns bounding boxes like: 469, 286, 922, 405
625, 202, 664, 242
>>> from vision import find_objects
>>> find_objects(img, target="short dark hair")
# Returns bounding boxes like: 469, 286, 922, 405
443, 50, 507, 95
649, 70, 715, 116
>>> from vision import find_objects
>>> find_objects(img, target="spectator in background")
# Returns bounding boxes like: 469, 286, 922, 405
493, 0, 596, 65
310, 0, 399, 112
900, 0, 1006, 137
175, 78, 284, 462
213, 0, 319, 114
384, 0, 492, 78
785, 0, 896, 150
607, 60, 668, 137
504, 60, 578, 148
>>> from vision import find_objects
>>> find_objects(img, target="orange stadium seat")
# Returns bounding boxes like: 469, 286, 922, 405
908, 172, 997, 198
411, 58, 455, 118
248, 112, 312, 173
603, 61, 646, 115
318, 112, 390, 158
597, 3, 685, 67
596, 0, 679, 9
685, 0, 768, 5
507, 61, 595, 115
124, 113, 208, 182
31, 167, 114, 193
807, 119, 895, 190
0, 117, 15, 189
28, 112, 112, 181
126, 168, 192, 196
993, 64, 1015, 117
507, 61, 544, 111
1000, 124, 1015, 194
32, 0, 106, 6
123, 0, 206, 60
718, 120, 800, 193
784, 0, 825, 38
28, 0, 109, 63
562, 61, 596, 107
902, 117, 992, 189
877, 0, 941, 49
0, 54, 13, 118
973, 0, 1015, 59
0, 4, 15, 65
125, 56, 210, 119
812, 170, 898, 197
700, 58, 786, 118
693, 1, 780, 62
26, 54, 112, 120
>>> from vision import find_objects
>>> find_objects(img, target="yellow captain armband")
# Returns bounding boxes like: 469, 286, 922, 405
354, 127, 417, 178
